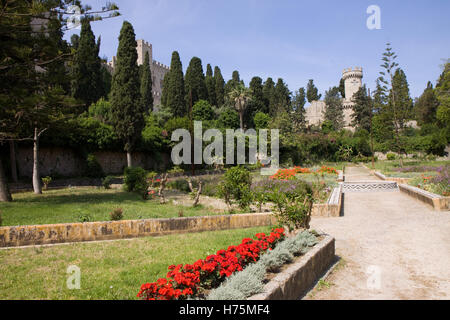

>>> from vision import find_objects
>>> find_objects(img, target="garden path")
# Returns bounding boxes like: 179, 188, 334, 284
306, 165, 450, 300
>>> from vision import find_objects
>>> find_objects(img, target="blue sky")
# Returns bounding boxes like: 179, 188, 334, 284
65, 0, 450, 99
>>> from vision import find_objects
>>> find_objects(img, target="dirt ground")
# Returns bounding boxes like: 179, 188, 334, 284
305, 166, 450, 300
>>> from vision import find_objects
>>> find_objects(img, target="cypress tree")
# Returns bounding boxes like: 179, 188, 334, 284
71, 20, 103, 108
292, 87, 306, 131
165, 51, 185, 116
110, 21, 145, 167
339, 78, 346, 99
263, 77, 276, 115
351, 85, 373, 132
244, 76, 265, 127
415, 82, 439, 125
205, 64, 216, 106
323, 86, 344, 130
184, 56, 207, 108
273, 78, 291, 114
214, 66, 225, 107
161, 71, 170, 106
140, 51, 153, 114
306, 79, 322, 103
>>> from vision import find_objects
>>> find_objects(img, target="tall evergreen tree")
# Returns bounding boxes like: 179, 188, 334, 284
244, 76, 265, 127
273, 78, 291, 114
161, 71, 170, 106
435, 63, 450, 139
292, 88, 307, 131
140, 51, 153, 114
306, 79, 322, 102
205, 64, 216, 106
262, 77, 276, 115
185, 56, 207, 109
351, 85, 373, 132
71, 19, 103, 109
165, 51, 185, 116
214, 66, 225, 107
323, 87, 344, 130
225, 70, 243, 95
110, 21, 145, 167
339, 78, 346, 99
415, 81, 439, 125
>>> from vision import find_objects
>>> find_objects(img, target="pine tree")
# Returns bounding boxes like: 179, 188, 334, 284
214, 66, 225, 107
205, 64, 216, 106
351, 85, 373, 132
165, 51, 185, 116
185, 57, 207, 109
323, 87, 344, 130
110, 21, 145, 167
140, 51, 153, 114
306, 79, 322, 103
71, 20, 103, 109
415, 81, 439, 125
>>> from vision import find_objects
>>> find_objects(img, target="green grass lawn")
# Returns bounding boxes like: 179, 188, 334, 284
0, 187, 222, 227
0, 226, 272, 300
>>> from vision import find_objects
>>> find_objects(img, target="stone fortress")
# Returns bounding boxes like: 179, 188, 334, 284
305, 67, 363, 130
107, 40, 170, 105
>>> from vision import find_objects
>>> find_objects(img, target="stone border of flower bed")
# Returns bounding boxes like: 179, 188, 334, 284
372, 170, 412, 185
398, 184, 449, 211
0, 213, 277, 248
311, 185, 343, 217
247, 235, 335, 300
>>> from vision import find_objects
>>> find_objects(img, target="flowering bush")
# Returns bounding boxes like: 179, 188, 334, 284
137, 228, 285, 300
409, 166, 450, 196
317, 166, 338, 175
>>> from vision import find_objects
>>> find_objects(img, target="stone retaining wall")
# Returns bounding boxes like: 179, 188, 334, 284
311, 185, 342, 217
398, 184, 449, 211
248, 235, 335, 300
0, 213, 277, 248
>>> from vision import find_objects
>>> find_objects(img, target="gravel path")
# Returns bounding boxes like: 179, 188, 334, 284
306, 166, 450, 300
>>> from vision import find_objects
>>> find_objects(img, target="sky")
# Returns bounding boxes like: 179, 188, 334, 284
64, 0, 450, 100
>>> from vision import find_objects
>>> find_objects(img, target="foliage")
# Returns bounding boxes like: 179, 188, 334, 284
387, 153, 397, 161
185, 57, 207, 108
109, 208, 124, 221
102, 176, 114, 189
218, 108, 240, 129
78, 212, 93, 223
205, 64, 216, 106
140, 51, 153, 113
219, 166, 253, 210
85, 154, 105, 178
228, 84, 253, 129
323, 87, 344, 130
88, 98, 112, 123
110, 21, 145, 155
71, 20, 104, 108
253, 112, 271, 130
41, 176, 52, 190
351, 85, 373, 132
306, 79, 322, 103
165, 51, 186, 117
415, 82, 439, 125
123, 166, 149, 199
192, 100, 214, 121
214, 66, 225, 107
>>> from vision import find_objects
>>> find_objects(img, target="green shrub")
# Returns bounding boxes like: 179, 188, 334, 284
167, 179, 190, 192
41, 176, 52, 190
78, 212, 92, 223
123, 167, 149, 199
386, 153, 397, 161
219, 166, 252, 210
109, 208, 124, 221
85, 154, 105, 178
102, 176, 114, 189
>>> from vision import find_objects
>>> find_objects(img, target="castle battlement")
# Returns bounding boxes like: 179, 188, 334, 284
153, 60, 169, 70
342, 67, 363, 80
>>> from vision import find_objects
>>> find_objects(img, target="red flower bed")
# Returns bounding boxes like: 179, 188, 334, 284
270, 166, 338, 181
137, 228, 285, 300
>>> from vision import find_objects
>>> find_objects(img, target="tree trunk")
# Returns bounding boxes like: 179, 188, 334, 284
33, 127, 42, 194
127, 151, 132, 168
9, 141, 18, 183
0, 157, 12, 202
239, 112, 244, 130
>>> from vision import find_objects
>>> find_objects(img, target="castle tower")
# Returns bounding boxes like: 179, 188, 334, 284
342, 67, 363, 128
136, 39, 153, 66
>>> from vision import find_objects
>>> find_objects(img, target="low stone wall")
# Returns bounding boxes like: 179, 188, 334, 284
311, 185, 342, 217
248, 235, 335, 300
0, 213, 277, 248
398, 184, 449, 211
373, 171, 411, 184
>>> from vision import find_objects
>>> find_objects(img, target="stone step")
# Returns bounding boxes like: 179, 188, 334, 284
342, 181, 398, 193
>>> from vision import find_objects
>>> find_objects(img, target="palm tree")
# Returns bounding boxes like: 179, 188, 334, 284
228, 84, 252, 129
